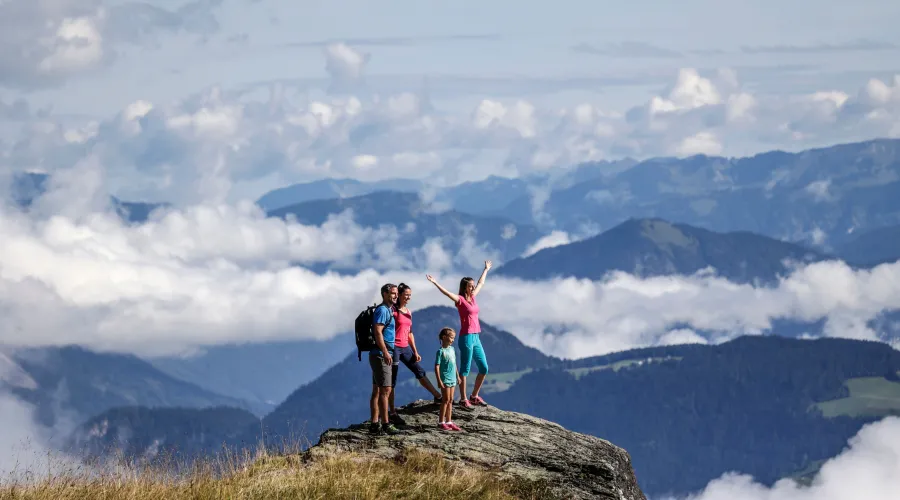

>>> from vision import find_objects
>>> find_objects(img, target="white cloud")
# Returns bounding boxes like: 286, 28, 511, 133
324, 42, 370, 93
649, 68, 722, 114
0, 0, 226, 88
805, 179, 834, 202
522, 230, 572, 257
4, 64, 900, 204
682, 416, 900, 500
477, 260, 900, 359
676, 131, 723, 156
0, 391, 77, 481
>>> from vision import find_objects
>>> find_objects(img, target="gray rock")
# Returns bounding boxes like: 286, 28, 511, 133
307, 399, 647, 500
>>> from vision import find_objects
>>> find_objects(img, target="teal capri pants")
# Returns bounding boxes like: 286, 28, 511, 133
458, 333, 489, 376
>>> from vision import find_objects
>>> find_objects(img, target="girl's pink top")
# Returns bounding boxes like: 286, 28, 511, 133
456, 295, 481, 335
394, 308, 413, 348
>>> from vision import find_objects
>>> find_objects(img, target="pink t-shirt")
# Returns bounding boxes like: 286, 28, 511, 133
394, 308, 413, 348
456, 295, 481, 335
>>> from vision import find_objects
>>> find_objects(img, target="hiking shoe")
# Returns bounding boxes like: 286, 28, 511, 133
459, 399, 472, 409
369, 422, 382, 434
383, 423, 401, 435
471, 395, 488, 406
447, 422, 462, 431
389, 413, 407, 426
438, 423, 452, 431
433, 395, 443, 403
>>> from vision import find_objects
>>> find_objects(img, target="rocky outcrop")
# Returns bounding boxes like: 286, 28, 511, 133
307, 399, 647, 500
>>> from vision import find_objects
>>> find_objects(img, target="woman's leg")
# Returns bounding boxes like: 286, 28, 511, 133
470, 336, 489, 399
458, 335, 475, 402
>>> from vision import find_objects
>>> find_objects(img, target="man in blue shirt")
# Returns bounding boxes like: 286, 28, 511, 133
369, 283, 400, 435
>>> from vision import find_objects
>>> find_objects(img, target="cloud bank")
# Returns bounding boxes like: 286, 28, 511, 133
1, 161, 899, 359
2, 55, 900, 204
680, 416, 900, 500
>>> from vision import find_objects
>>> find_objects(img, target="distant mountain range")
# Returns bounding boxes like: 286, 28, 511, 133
10, 139, 900, 267
0, 346, 254, 430
267, 191, 544, 269
148, 335, 354, 413
255, 138, 900, 253
492, 138, 900, 249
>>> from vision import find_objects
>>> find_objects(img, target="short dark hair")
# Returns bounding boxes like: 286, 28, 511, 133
439, 327, 456, 339
380, 283, 396, 296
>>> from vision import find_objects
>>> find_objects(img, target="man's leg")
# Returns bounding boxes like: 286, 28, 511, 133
369, 352, 387, 431
379, 386, 392, 424
370, 384, 379, 422
389, 363, 399, 414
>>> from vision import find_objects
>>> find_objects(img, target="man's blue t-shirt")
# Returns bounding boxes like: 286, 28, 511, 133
371, 304, 396, 354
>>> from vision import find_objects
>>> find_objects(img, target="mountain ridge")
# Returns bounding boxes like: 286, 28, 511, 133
495, 217, 829, 283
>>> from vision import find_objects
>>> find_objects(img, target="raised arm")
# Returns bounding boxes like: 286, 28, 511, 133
426, 274, 459, 304
472, 260, 492, 297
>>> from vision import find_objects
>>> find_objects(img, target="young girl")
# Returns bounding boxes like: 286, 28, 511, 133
435, 327, 462, 431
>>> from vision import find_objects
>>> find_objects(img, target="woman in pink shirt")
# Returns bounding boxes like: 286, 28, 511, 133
426, 260, 492, 408
388, 283, 442, 424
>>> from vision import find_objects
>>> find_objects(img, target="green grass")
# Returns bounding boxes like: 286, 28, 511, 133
397, 356, 680, 395
399, 370, 533, 395
566, 357, 682, 380
815, 374, 900, 418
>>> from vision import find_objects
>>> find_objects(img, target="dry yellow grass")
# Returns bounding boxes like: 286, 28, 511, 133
0, 448, 550, 500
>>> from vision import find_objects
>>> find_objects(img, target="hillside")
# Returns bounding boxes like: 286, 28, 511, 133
256, 177, 422, 211
1, 346, 253, 428
495, 138, 900, 247
68, 406, 259, 460
490, 335, 900, 496
836, 223, 900, 267
148, 335, 353, 412
267, 191, 545, 268
495, 218, 828, 283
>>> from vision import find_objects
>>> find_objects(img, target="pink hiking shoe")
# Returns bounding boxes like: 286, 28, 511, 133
447, 422, 462, 431
459, 399, 472, 409
471, 395, 488, 406
438, 423, 452, 431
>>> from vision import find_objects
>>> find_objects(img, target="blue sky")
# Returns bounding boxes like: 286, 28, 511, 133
7, 0, 900, 116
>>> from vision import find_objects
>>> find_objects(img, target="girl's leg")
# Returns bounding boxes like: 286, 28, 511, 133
447, 387, 455, 422
441, 387, 452, 422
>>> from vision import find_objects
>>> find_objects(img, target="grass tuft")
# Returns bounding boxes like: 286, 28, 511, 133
0, 447, 552, 499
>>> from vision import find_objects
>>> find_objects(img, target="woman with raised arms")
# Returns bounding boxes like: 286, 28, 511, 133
425, 260, 492, 408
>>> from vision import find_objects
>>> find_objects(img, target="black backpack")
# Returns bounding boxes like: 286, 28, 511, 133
355, 303, 394, 361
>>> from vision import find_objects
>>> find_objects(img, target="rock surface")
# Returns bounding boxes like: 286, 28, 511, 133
307, 399, 647, 500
